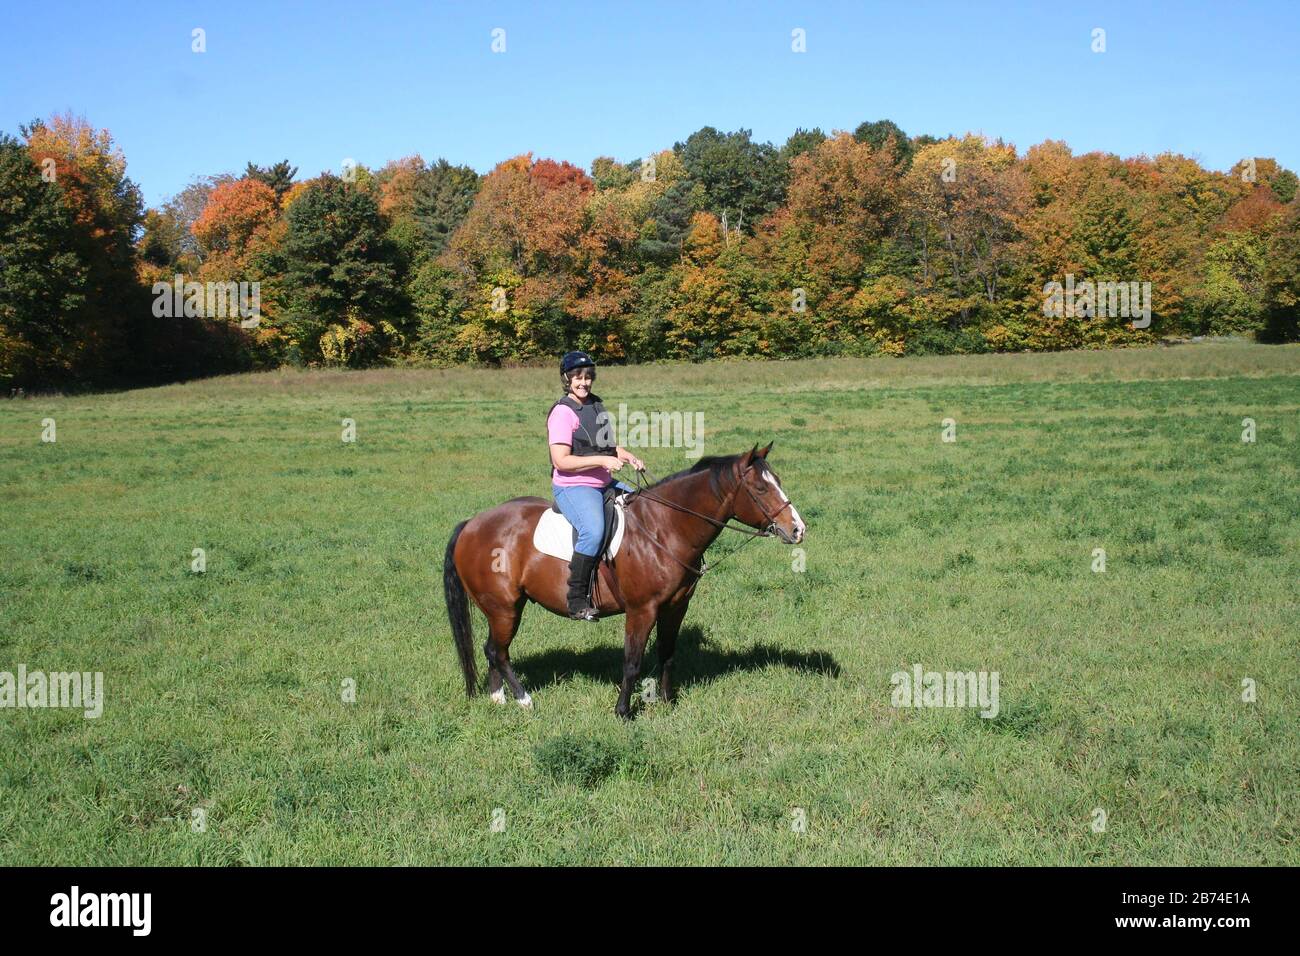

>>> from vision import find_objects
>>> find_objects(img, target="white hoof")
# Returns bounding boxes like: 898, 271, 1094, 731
489, 687, 506, 705
516, 693, 533, 709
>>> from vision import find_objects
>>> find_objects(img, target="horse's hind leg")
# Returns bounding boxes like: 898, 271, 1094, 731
484, 637, 505, 704
483, 601, 531, 708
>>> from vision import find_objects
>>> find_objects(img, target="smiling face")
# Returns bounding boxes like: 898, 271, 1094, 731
566, 367, 594, 402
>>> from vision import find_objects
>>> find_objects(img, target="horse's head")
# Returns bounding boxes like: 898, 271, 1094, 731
731, 442, 806, 544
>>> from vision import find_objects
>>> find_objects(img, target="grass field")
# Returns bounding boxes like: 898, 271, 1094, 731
1, 341, 1297, 865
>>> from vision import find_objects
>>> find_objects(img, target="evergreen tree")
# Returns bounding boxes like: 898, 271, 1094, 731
245, 159, 298, 201
411, 159, 480, 260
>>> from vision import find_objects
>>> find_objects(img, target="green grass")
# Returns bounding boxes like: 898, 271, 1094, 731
1, 341, 1297, 865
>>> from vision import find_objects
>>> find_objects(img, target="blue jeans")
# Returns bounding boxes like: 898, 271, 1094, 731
553, 481, 635, 557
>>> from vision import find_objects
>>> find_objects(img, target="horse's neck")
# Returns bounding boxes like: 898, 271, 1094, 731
651, 470, 733, 553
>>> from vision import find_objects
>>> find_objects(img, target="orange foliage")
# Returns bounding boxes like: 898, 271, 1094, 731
530, 158, 592, 194
192, 178, 280, 258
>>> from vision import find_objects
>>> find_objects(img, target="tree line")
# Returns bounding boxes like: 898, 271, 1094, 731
2, 113, 1297, 390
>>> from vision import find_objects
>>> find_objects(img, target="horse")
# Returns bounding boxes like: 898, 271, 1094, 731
442, 443, 806, 718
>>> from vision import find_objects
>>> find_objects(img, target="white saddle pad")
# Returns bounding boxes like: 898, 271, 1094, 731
533, 496, 627, 561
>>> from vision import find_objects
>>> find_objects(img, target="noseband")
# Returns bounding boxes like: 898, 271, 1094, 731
737, 472, 796, 543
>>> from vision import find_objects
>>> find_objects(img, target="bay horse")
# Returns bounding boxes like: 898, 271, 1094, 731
442, 443, 806, 718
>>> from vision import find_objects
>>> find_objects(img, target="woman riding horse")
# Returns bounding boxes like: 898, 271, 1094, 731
444, 426, 807, 716
547, 350, 643, 620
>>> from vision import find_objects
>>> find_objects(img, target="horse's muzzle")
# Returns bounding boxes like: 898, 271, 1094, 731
771, 523, 801, 545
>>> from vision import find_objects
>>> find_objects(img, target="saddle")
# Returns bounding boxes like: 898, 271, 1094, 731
533, 484, 627, 562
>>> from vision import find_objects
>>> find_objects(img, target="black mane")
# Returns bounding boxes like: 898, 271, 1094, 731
645, 453, 748, 501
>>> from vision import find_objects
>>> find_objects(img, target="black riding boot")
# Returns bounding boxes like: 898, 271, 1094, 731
566, 552, 600, 621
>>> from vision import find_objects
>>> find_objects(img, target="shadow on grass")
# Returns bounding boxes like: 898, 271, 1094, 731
516, 625, 841, 693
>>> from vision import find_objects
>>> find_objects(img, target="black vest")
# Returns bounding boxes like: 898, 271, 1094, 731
547, 394, 616, 472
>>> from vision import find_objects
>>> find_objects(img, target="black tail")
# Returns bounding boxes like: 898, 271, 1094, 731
443, 520, 477, 697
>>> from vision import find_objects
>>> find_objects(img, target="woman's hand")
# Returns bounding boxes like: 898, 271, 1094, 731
615, 447, 645, 471
604, 456, 625, 472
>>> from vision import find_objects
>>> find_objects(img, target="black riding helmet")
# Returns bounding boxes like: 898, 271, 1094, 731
560, 350, 596, 388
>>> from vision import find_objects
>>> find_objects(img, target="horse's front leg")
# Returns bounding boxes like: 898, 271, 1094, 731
615, 606, 657, 719
655, 601, 688, 705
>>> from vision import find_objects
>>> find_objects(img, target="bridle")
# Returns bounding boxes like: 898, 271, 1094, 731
620, 462, 796, 580
735, 470, 796, 541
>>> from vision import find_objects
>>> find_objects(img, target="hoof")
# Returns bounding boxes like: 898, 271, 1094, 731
516, 693, 533, 709
489, 688, 506, 705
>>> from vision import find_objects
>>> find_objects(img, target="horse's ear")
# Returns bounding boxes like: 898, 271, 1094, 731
737, 445, 757, 474
758, 441, 773, 459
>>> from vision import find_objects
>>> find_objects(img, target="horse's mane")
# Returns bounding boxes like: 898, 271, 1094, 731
644, 453, 746, 502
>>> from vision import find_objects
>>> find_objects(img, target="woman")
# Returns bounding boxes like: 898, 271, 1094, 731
547, 350, 644, 621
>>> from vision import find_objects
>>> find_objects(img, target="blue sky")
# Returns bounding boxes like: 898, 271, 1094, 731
2, 0, 1297, 207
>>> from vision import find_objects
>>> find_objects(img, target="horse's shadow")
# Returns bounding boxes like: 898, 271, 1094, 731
516, 625, 841, 694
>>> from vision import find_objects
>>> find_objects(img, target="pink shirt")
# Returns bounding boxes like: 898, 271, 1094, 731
548, 403, 612, 488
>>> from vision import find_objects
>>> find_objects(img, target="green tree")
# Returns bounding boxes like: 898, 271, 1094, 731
781, 127, 827, 162
1260, 201, 1300, 342
675, 127, 786, 233
1192, 232, 1266, 335
279, 174, 405, 364
853, 119, 916, 170
0, 134, 90, 387
407, 259, 465, 363
411, 159, 480, 260
137, 207, 191, 271
592, 156, 637, 191
637, 179, 705, 265
245, 159, 298, 201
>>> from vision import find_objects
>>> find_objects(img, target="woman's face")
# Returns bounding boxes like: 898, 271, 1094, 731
567, 368, 594, 401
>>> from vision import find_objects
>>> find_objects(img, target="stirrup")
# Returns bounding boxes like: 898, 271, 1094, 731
568, 604, 599, 622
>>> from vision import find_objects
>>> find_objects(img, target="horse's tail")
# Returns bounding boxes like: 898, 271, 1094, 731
443, 520, 477, 697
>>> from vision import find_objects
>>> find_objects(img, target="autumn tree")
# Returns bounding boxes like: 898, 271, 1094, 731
154, 174, 236, 265
192, 178, 280, 263
664, 213, 772, 359
438, 155, 592, 362
21, 114, 147, 384
187, 178, 284, 350
770, 133, 899, 301
903, 136, 1026, 333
